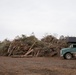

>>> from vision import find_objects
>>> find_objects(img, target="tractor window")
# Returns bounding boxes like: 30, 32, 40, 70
73, 45, 76, 48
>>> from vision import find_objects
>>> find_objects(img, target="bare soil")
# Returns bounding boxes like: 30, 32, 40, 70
0, 57, 76, 75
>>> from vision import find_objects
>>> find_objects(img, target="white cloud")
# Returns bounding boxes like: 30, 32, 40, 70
0, 0, 76, 40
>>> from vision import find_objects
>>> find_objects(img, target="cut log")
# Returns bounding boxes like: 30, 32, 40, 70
8, 43, 12, 53
24, 49, 34, 56
28, 41, 36, 51
36, 50, 40, 57
8, 49, 14, 56
24, 41, 36, 56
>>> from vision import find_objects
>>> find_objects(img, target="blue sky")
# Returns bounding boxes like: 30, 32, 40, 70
0, 0, 76, 40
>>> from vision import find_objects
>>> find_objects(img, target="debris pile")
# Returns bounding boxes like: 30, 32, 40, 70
8, 40, 29, 56
0, 35, 68, 57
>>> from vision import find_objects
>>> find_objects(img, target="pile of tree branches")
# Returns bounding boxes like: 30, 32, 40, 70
0, 35, 68, 57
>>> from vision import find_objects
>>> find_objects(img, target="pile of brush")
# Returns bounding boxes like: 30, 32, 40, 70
0, 35, 68, 57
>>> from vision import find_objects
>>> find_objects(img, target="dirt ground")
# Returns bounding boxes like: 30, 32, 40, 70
0, 57, 76, 75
